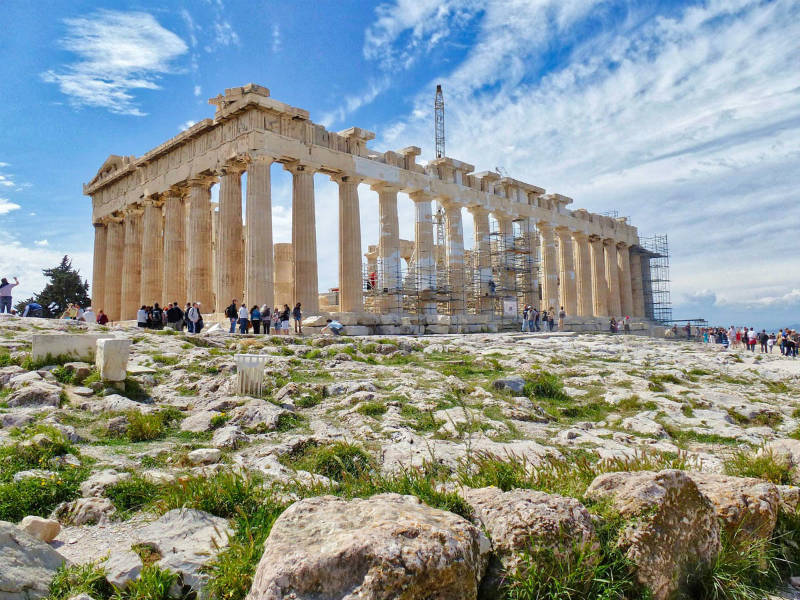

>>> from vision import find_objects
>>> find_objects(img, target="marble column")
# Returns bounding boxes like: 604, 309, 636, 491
373, 183, 401, 313
120, 208, 143, 320
273, 243, 294, 308
410, 192, 436, 294
187, 178, 214, 310
91, 222, 107, 311
335, 174, 363, 313
617, 242, 634, 317
162, 191, 187, 305
604, 239, 622, 317
245, 158, 274, 308
538, 222, 559, 311
104, 217, 124, 321
496, 214, 515, 296
556, 227, 577, 316
216, 165, 245, 312
287, 164, 319, 314
521, 218, 540, 310
140, 199, 163, 307
470, 207, 492, 314
630, 250, 645, 317
589, 235, 608, 317
443, 201, 465, 315
572, 231, 593, 317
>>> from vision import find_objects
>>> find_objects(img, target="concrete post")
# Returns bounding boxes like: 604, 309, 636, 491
589, 235, 608, 317
187, 178, 214, 310
334, 174, 363, 313
572, 231, 593, 317
140, 199, 163, 307
443, 201, 465, 315
216, 165, 245, 312
287, 163, 319, 314
104, 217, 124, 321
538, 222, 559, 311
163, 191, 187, 306
91, 222, 107, 312
556, 227, 577, 316
604, 239, 622, 317
373, 183, 402, 313
630, 250, 645, 317
245, 157, 274, 309
617, 242, 634, 317
469, 206, 492, 314
120, 208, 143, 320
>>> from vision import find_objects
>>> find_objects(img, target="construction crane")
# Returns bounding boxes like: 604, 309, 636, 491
434, 84, 445, 159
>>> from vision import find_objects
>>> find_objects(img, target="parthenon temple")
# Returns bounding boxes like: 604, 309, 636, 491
85, 84, 658, 334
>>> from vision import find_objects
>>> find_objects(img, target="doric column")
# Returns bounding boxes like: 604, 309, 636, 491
162, 191, 187, 305
496, 214, 515, 296
520, 218, 540, 310
273, 243, 294, 308
187, 178, 214, 310
334, 174, 363, 313
617, 242, 634, 317
287, 163, 319, 314
538, 221, 559, 311
589, 235, 608, 316
630, 250, 645, 317
410, 192, 436, 294
469, 206, 492, 314
216, 164, 245, 312
572, 231, 593, 317
556, 227, 577, 316
140, 198, 163, 307
104, 216, 124, 321
245, 157, 274, 309
91, 222, 107, 311
443, 201, 465, 314
604, 239, 622, 316
120, 207, 143, 320
372, 183, 402, 313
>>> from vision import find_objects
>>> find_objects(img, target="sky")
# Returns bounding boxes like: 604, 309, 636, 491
0, 0, 798, 328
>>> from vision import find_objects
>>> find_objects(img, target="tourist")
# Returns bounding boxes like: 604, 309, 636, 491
684, 323, 691, 339
541, 309, 548, 330
0, 277, 19, 314
250, 305, 261, 334
547, 308, 555, 332
260, 304, 271, 334
768, 333, 775, 353
166, 302, 184, 330
237, 303, 249, 334
150, 303, 164, 330
624, 316, 631, 334
22, 302, 43, 317
521, 305, 530, 332
272, 306, 280, 334
225, 299, 238, 333
136, 305, 148, 327
747, 327, 757, 352
777, 330, 785, 355
558, 306, 566, 330
184, 303, 192, 331
609, 317, 617, 334
96, 310, 109, 325
321, 318, 344, 336
488, 278, 496, 295
293, 302, 303, 335
280, 304, 291, 335
759, 330, 769, 353
532, 307, 540, 332
188, 302, 203, 333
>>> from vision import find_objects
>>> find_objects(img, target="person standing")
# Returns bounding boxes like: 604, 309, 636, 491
96, 310, 109, 325
759, 330, 769, 353
280, 304, 291, 335
547, 308, 555, 332
166, 302, 183, 330
188, 302, 203, 333
521, 305, 529, 332
225, 299, 239, 333
0, 277, 19, 314
136, 305, 148, 328
237, 303, 249, 334
82, 306, 96, 323
747, 327, 757, 352
260, 304, 271, 335
293, 302, 303, 335
150, 303, 164, 330
272, 306, 280, 334
558, 306, 566, 331
533, 307, 541, 332
250, 305, 261, 334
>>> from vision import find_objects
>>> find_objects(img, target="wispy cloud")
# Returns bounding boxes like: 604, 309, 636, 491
319, 77, 390, 127
34, 240, 49, 247
178, 120, 197, 131
272, 24, 282, 54
42, 10, 188, 116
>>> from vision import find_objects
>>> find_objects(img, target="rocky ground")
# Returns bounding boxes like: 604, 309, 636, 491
2, 315, 800, 600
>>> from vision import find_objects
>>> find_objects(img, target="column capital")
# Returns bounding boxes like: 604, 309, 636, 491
107, 212, 125, 224
571, 230, 588, 241
616, 241, 629, 249
244, 154, 274, 167
409, 190, 433, 203
467, 205, 489, 217
122, 205, 144, 218
537, 220, 555, 232
602, 237, 616, 246
588, 234, 603, 243
283, 161, 316, 175
330, 172, 363, 185
187, 174, 217, 189
93, 220, 108, 228
370, 181, 401, 193
219, 160, 246, 176
142, 196, 163, 208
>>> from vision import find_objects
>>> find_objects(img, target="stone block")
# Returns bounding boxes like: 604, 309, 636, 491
343, 325, 371, 336
425, 325, 449, 334
31, 334, 113, 363
95, 338, 131, 382
18, 516, 61, 543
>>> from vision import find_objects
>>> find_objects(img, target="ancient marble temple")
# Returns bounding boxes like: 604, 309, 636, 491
85, 84, 653, 333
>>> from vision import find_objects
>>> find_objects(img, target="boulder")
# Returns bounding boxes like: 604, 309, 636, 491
688, 472, 779, 543
463, 487, 598, 599
95, 338, 131, 382
18, 516, 61, 543
63, 362, 92, 381
6, 382, 62, 407
13, 469, 57, 483
777, 485, 800, 514
0, 521, 67, 600
31, 333, 112, 363
212, 425, 247, 449
180, 411, 219, 433
0, 365, 26, 385
492, 376, 526, 394
8, 371, 44, 390
187, 448, 222, 465
762, 439, 800, 481
231, 400, 287, 432
586, 470, 721, 600
133, 509, 232, 594
79, 469, 131, 497
52, 497, 116, 525
103, 550, 143, 589
247, 493, 490, 600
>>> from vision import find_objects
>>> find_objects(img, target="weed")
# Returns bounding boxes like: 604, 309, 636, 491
524, 372, 571, 403
150, 353, 180, 366
723, 449, 792, 485
210, 413, 232, 429
45, 563, 114, 600
284, 441, 373, 481
105, 474, 161, 518
112, 565, 179, 600
357, 401, 387, 418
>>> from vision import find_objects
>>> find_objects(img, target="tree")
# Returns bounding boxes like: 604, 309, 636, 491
15, 256, 90, 317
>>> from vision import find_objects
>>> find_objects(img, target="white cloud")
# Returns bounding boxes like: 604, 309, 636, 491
272, 24, 282, 54
209, 20, 240, 50
194, 85, 202, 97
34, 240, 49, 247
178, 120, 197, 131
42, 10, 188, 116
0, 198, 20, 215
367, 0, 800, 320
319, 77, 390, 127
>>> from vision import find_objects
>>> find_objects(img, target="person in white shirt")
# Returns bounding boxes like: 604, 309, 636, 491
136, 306, 148, 327
82, 307, 96, 323
237, 304, 249, 334
0, 277, 19, 314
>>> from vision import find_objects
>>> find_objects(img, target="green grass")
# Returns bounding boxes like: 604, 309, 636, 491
723, 449, 792, 485
399, 403, 441, 432
149, 353, 180, 365
357, 401, 387, 418
45, 563, 114, 600
105, 474, 161, 518
282, 441, 373, 481
123, 407, 183, 442
524, 372, 571, 403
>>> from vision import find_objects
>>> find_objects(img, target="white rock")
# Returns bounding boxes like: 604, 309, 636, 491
187, 448, 222, 465
95, 338, 131, 382
103, 550, 143, 589
0, 521, 67, 600
18, 516, 61, 543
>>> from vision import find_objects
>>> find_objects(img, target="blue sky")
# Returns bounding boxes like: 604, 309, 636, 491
0, 0, 798, 328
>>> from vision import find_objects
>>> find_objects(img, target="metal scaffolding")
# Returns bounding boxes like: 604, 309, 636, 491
639, 234, 672, 324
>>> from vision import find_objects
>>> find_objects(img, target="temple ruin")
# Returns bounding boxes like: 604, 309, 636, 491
85, 84, 659, 333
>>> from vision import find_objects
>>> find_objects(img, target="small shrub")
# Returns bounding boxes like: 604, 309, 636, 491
125, 408, 181, 443
51, 366, 76, 385
287, 441, 374, 481
524, 372, 571, 403
105, 474, 160, 518
113, 565, 179, 600
274, 412, 307, 432
46, 563, 114, 600
357, 401, 387, 418
210, 413, 232, 429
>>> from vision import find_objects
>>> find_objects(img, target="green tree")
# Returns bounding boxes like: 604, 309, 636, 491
15, 256, 90, 317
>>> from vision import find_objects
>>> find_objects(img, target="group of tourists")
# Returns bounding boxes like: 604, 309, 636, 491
680, 324, 799, 357
520, 305, 564, 332
224, 300, 303, 335
135, 302, 204, 333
